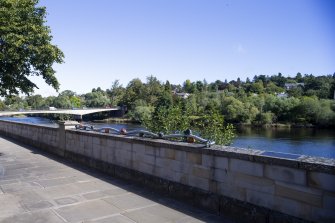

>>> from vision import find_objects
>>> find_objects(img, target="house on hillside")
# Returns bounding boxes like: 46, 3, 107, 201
284, 83, 304, 90
277, 92, 288, 98
175, 92, 190, 99
171, 90, 191, 99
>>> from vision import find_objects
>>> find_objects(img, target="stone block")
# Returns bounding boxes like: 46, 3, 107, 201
92, 136, 100, 145
323, 193, 335, 211
83, 143, 92, 157
265, 164, 306, 185
217, 182, 246, 201
100, 146, 108, 162
274, 196, 312, 220
133, 143, 145, 154
214, 156, 228, 170
186, 152, 202, 165
114, 149, 132, 167
100, 137, 107, 146
235, 173, 275, 194
175, 150, 186, 161
192, 166, 212, 179
164, 148, 176, 160
246, 189, 275, 209
202, 154, 214, 167
213, 168, 229, 183
106, 139, 115, 148
138, 163, 155, 175
312, 207, 335, 223
107, 147, 116, 164
230, 159, 263, 177
309, 172, 335, 192
188, 176, 209, 191
139, 153, 156, 165
145, 145, 156, 156
92, 145, 101, 160
275, 181, 322, 207
123, 141, 133, 152
168, 159, 184, 172
157, 168, 177, 182
154, 157, 167, 168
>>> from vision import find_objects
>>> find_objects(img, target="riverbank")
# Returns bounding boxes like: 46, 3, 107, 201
93, 117, 139, 124
236, 123, 316, 129
96, 119, 319, 129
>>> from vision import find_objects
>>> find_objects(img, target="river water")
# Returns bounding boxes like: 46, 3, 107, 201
1, 116, 334, 158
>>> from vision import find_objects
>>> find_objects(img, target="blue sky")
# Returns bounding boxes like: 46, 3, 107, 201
33, 0, 335, 96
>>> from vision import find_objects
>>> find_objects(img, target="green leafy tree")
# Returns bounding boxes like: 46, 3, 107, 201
69, 96, 82, 108
4, 95, 27, 110
26, 94, 45, 109
143, 104, 235, 145
145, 75, 163, 105
84, 91, 110, 108
0, 100, 5, 110
107, 80, 125, 106
0, 0, 64, 96
53, 95, 71, 109
122, 78, 145, 109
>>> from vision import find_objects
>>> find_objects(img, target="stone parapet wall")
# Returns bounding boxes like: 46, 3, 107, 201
0, 120, 59, 154
0, 120, 334, 223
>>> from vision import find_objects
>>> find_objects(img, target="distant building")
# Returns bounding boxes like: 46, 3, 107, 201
171, 89, 191, 99
277, 92, 288, 98
284, 83, 304, 90
175, 92, 190, 99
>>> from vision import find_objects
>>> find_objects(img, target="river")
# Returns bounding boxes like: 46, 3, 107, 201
1, 116, 334, 159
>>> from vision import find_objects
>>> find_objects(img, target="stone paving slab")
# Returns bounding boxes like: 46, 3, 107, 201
0, 136, 234, 223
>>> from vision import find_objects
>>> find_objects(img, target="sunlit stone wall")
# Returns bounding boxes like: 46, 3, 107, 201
0, 119, 334, 223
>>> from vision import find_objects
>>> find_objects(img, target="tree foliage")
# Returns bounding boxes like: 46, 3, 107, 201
0, 0, 64, 96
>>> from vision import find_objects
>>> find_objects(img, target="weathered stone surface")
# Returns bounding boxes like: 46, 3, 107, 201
273, 196, 313, 220
217, 182, 246, 201
0, 194, 25, 218
0, 209, 64, 223
230, 159, 263, 177
311, 207, 335, 223
275, 182, 322, 207
323, 192, 335, 211
55, 200, 121, 222
214, 156, 229, 170
188, 175, 209, 191
234, 173, 275, 194
187, 152, 202, 165
246, 189, 275, 208
202, 154, 214, 167
308, 171, 335, 192
214, 168, 229, 183
192, 166, 212, 179
265, 164, 306, 185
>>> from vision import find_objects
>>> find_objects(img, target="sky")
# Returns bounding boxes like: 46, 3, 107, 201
32, 0, 335, 96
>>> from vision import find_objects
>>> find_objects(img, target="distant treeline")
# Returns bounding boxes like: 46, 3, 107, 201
1, 73, 335, 128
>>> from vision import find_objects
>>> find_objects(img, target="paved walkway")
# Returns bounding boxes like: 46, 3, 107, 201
0, 136, 233, 223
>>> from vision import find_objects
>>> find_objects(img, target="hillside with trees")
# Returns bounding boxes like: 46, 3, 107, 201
1, 73, 335, 130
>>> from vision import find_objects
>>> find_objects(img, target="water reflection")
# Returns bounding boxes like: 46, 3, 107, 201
233, 127, 335, 158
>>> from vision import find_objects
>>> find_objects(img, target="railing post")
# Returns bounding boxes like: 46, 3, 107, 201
58, 121, 79, 156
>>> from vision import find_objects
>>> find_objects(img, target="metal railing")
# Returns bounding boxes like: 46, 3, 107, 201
75, 124, 215, 147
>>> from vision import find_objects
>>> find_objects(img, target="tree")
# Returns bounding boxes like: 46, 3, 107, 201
26, 94, 45, 109
0, 0, 64, 96
0, 100, 5, 110
84, 91, 110, 108
107, 80, 125, 106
